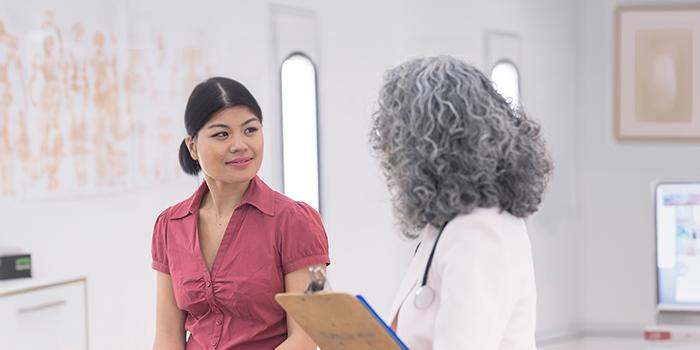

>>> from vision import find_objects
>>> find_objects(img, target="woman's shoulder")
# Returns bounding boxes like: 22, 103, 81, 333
268, 190, 319, 219
155, 191, 200, 223
156, 181, 210, 221
441, 207, 530, 250
436, 207, 534, 272
158, 198, 191, 220
450, 207, 525, 232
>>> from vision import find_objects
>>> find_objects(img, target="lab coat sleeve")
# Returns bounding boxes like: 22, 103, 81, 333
432, 225, 515, 350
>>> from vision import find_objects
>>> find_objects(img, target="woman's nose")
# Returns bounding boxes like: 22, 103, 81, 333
228, 136, 247, 153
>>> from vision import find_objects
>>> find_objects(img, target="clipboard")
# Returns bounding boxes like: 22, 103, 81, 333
275, 292, 408, 350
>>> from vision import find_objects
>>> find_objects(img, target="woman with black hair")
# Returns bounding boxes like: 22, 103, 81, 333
151, 77, 329, 350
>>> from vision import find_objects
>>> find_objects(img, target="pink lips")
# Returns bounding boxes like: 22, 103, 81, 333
226, 157, 253, 169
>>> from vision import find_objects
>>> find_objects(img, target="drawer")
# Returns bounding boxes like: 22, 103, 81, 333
0, 280, 87, 350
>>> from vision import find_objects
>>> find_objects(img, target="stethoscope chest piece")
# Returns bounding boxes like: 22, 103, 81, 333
414, 285, 435, 309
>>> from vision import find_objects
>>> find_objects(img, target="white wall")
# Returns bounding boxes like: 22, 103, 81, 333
1, 0, 583, 348
576, 0, 700, 333
314, 0, 414, 313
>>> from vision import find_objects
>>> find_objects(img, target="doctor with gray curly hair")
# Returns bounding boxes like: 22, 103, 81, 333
370, 55, 552, 350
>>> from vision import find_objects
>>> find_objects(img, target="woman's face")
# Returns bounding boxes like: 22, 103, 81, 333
187, 106, 264, 185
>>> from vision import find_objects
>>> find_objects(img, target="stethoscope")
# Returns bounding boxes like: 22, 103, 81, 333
413, 220, 449, 309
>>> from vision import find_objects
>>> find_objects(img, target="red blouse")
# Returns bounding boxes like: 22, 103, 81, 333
151, 176, 330, 350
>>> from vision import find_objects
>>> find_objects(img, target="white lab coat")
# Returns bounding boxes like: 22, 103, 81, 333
389, 207, 537, 350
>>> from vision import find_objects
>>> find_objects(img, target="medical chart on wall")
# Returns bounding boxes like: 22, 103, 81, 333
0, 2, 211, 199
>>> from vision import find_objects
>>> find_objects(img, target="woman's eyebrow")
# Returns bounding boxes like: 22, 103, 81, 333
241, 117, 259, 126
207, 124, 230, 130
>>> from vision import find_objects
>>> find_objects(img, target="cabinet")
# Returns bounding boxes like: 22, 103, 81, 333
0, 277, 88, 350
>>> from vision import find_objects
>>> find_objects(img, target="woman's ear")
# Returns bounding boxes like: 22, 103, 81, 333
185, 135, 198, 161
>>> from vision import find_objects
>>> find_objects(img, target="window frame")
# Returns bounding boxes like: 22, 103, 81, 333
279, 51, 322, 213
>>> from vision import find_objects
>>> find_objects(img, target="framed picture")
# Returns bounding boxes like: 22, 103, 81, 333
614, 6, 700, 141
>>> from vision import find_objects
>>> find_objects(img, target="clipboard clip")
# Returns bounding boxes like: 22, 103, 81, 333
304, 265, 329, 294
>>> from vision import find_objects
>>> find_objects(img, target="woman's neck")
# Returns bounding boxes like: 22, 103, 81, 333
201, 177, 252, 217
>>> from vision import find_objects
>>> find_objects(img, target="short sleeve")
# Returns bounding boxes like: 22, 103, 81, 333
151, 212, 170, 274
278, 202, 330, 275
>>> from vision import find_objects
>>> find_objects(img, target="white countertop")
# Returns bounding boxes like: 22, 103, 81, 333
0, 275, 86, 297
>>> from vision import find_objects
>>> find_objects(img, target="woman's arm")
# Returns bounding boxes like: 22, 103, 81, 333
153, 272, 187, 350
274, 266, 321, 350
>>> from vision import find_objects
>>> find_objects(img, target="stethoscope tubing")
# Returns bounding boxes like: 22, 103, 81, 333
414, 220, 449, 309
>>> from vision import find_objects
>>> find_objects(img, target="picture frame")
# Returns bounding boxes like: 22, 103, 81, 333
614, 5, 700, 141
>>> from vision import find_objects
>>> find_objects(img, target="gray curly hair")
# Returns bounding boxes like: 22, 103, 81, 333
370, 55, 552, 238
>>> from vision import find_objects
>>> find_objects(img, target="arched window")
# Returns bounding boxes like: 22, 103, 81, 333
280, 53, 320, 211
490, 60, 521, 107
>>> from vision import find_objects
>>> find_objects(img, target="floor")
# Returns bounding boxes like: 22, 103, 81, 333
540, 336, 700, 350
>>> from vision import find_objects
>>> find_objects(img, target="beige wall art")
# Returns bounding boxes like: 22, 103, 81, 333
615, 6, 700, 141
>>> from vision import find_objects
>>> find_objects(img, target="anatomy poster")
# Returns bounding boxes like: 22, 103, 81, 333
0, 2, 211, 199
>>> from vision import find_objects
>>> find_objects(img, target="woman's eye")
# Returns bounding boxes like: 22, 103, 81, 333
244, 127, 258, 135
212, 131, 228, 138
